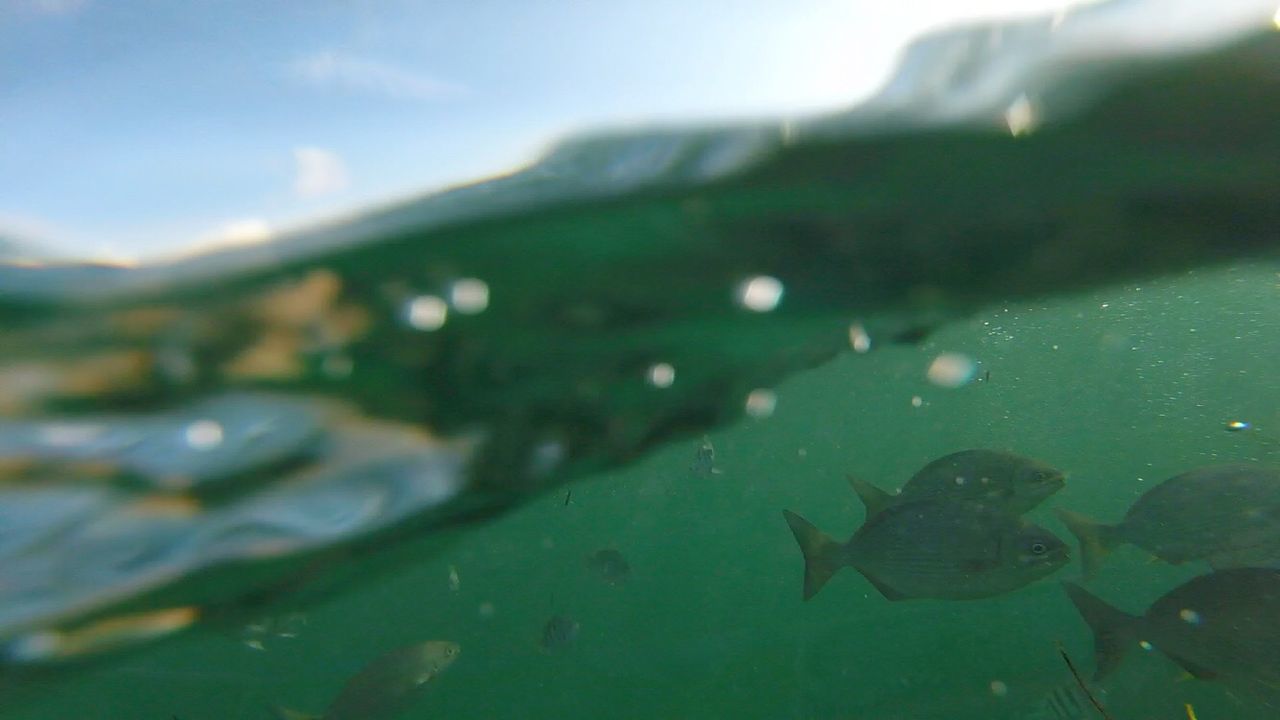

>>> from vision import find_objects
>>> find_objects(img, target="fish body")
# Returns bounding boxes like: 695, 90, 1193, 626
783, 499, 1068, 601
848, 449, 1064, 519
586, 548, 630, 586
1056, 464, 1280, 578
276, 640, 459, 720
1064, 568, 1280, 693
540, 615, 580, 652
690, 436, 722, 477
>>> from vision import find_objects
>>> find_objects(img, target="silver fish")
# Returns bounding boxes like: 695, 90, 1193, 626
540, 615, 579, 653
849, 449, 1065, 519
1056, 463, 1280, 578
586, 548, 630, 586
1065, 568, 1280, 694
784, 499, 1068, 601
690, 435, 722, 477
275, 640, 460, 720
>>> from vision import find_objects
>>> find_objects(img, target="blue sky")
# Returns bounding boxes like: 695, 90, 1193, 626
0, 0, 1071, 260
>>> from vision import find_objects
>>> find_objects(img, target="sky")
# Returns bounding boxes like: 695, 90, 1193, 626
1, 0, 1081, 261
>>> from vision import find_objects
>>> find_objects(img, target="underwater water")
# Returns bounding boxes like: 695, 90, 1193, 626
7, 263, 1279, 720
3, 4, 1280, 720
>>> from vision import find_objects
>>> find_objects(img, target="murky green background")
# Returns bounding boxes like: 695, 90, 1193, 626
8, 262, 1275, 719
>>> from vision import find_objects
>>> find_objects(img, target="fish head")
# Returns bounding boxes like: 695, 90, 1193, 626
1008, 522, 1070, 577
412, 640, 461, 682
1010, 460, 1066, 508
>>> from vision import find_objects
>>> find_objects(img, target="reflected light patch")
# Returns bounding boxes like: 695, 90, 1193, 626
1004, 94, 1037, 136
184, 420, 224, 450
848, 323, 872, 353
926, 353, 977, 387
736, 276, 784, 312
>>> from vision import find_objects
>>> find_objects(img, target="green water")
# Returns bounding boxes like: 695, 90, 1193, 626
9, 263, 1276, 719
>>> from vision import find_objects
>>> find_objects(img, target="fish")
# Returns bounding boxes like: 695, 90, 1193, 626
1064, 569, 1280, 694
586, 548, 631, 586
274, 640, 459, 720
783, 499, 1068, 601
690, 436, 722, 477
848, 449, 1066, 519
1055, 463, 1280, 578
1022, 682, 1107, 720
539, 614, 580, 653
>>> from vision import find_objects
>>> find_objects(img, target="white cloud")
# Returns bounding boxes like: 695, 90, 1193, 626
293, 147, 349, 198
210, 218, 274, 246
291, 51, 462, 101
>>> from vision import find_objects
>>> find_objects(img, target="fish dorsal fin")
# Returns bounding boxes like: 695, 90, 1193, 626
272, 706, 321, 720
854, 568, 908, 601
846, 475, 894, 519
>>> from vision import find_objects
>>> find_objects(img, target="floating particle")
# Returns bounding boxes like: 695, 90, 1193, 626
1139, 640, 1153, 651
448, 565, 461, 592
478, 602, 495, 618
926, 353, 977, 388
404, 295, 448, 331
1179, 608, 1201, 625
848, 323, 871, 353
1226, 420, 1252, 432
989, 680, 1008, 697
745, 389, 777, 418
736, 276, 783, 312
449, 278, 490, 314
646, 363, 675, 388
911, 396, 923, 408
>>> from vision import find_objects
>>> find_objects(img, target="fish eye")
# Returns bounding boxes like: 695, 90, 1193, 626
1030, 542, 1047, 554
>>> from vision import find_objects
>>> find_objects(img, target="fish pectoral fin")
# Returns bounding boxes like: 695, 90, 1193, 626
1169, 655, 1218, 680
856, 570, 908, 601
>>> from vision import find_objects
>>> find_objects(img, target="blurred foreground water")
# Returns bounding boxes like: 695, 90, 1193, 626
2, 2, 1280, 718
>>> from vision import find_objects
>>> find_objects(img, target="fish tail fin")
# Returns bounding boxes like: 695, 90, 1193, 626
1054, 509, 1119, 579
782, 510, 844, 600
1063, 582, 1139, 681
846, 474, 892, 518
271, 705, 320, 720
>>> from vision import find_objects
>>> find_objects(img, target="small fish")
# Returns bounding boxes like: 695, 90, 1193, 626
1064, 568, 1280, 693
1055, 463, 1280, 578
539, 615, 580, 653
586, 548, 631, 586
783, 499, 1068, 601
690, 435, 722, 477
274, 640, 460, 720
848, 449, 1065, 520
2, 606, 199, 663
